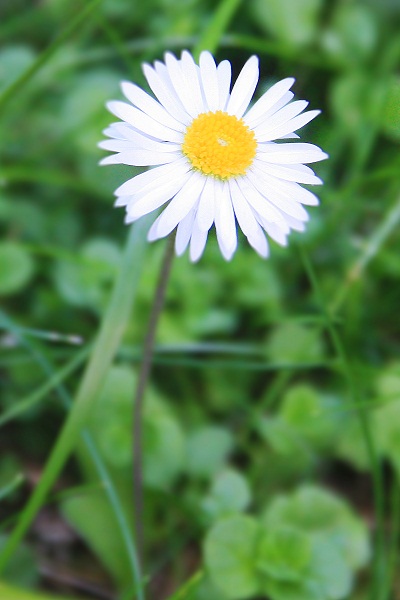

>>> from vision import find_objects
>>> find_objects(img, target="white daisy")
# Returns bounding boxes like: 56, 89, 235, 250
99, 50, 328, 261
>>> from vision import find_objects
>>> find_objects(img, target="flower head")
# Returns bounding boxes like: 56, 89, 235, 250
100, 51, 328, 261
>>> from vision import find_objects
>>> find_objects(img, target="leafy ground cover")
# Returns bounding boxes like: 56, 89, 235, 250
1, 0, 400, 599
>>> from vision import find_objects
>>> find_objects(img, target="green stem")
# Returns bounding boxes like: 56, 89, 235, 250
299, 245, 385, 600
133, 235, 176, 569
0, 215, 152, 579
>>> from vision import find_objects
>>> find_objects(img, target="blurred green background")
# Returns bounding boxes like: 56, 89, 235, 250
1, 0, 400, 599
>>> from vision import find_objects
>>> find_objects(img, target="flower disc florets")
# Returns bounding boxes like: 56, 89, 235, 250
182, 111, 257, 180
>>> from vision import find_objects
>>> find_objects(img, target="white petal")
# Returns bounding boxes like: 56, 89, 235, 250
181, 50, 207, 114
106, 100, 183, 143
252, 164, 321, 205
147, 213, 164, 241
257, 109, 321, 142
254, 100, 309, 138
281, 213, 307, 232
258, 142, 328, 164
121, 81, 185, 132
115, 158, 189, 196
253, 160, 323, 185
99, 149, 179, 167
258, 217, 289, 246
125, 171, 192, 221
114, 194, 131, 207
248, 170, 309, 221
98, 138, 179, 153
237, 175, 290, 229
175, 209, 196, 255
142, 63, 191, 125
103, 122, 133, 139
190, 221, 208, 262
229, 180, 269, 257
103, 122, 159, 144
199, 51, 219, 112
229, 179, 260, 237
279, 132, 300, 139
214, 180, 237, 260
155, 173, 205, 237
246, 92, 296, 131
196, 176, 215, 232
216, 60, 232, 111
226, 55, 259, 118
244, 78, 295, 127
164, 52, 202, 118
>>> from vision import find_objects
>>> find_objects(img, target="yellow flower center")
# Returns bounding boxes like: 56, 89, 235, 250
182, 110, 257, 180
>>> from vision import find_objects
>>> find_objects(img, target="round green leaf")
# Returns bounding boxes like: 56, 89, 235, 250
257, 526, 312, 582
309, 539, 353, 599
0, 242, 35, 295
202, 468, 251, 519
186, 426, 233, 477
204, 515, 260, 599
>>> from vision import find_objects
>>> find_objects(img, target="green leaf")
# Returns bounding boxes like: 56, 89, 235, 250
375, 360, 400, 399
186, 426, 233, 478
335, 418, 371, 472
250, 0, 323, 46
263, 486, 370, 571
324, 4, 378, 63
0, 536, 38, 588
329, 74, 369, 132
309, 539, 353, 599
53, 237, 121, 312
374, 399, 400, 472
0, 46, 36, 91
91, 365, 185, 489
0, 242, 35, 295
279, 385, 341, 449
262, 578, 321, 600
204, 515, 260, 599
382, 77, 400, 140
257, 526, 312, 582
258, 416, 308, 457
202, 468, 251, 519
265, 322, 325, 365
143, 397, 186, 490
0, 581, 73, 600
62, 492, 133, 589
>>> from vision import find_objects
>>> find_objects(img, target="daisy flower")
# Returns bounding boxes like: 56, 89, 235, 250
99, 50, 328, 261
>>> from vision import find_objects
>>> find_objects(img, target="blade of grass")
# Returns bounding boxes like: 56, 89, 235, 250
330, 193, 400, 314
0, 0, 103, 112
0, 215, 152, 600
167, 571, 204, 600
0, 343, 89, 428
0, 474, 25, 503
193, 0, 243, 58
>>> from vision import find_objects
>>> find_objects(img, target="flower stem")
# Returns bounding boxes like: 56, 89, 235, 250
133, 234, 176, 570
